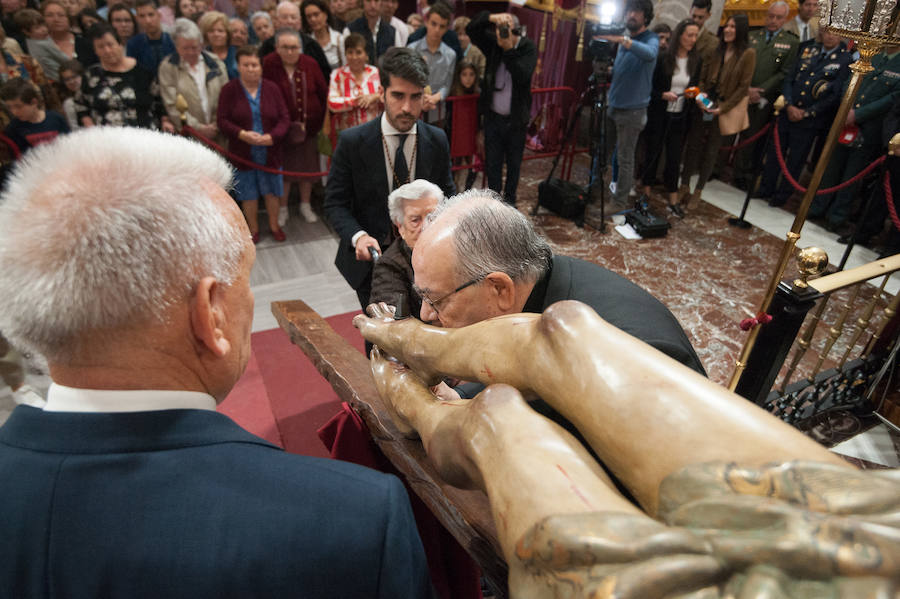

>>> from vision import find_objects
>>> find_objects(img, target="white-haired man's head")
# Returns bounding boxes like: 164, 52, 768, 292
411, 189, 552, 327
387, 179, 442, 248
0, 127, 249, 377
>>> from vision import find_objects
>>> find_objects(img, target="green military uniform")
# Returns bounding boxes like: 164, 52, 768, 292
734, 28, 799, 186
811, 49, 900, 234
694, 27, 719, 90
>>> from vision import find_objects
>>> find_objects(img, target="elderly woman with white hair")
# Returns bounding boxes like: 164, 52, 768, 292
158, 18, 229, 140
370, 179, 442, 319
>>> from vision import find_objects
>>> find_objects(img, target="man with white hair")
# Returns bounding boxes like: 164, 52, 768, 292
0, 127, 433, 598
370, 178, 442, 318
258, 0, 330, 82
403, 189, 705, 412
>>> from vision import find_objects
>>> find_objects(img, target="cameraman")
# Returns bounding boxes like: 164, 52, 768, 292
466, 10, 537, 205
596, 0, 659, 208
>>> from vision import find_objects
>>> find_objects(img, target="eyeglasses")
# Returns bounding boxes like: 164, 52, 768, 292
413, 276, 483, 314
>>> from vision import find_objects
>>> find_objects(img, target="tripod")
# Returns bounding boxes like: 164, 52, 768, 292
583, 73, 611, 232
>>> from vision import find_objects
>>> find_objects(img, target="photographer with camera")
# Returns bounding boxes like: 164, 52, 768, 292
595, 0, 659, 209
466, 10, 537, 206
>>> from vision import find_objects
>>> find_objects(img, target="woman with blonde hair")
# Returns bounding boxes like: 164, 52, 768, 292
198, 10, 237, 78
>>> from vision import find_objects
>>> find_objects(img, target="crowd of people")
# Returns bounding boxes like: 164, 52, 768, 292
0, 0, 519, 242
613, 0, 899, 256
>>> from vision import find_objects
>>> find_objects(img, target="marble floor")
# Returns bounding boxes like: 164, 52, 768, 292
2, 153, 898, 466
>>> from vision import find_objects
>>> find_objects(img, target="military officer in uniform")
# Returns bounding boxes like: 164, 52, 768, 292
733, 0, 799, 189
809, 44, 900, 238
756, 29, 851, 207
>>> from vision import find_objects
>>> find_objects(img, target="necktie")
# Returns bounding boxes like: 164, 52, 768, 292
801, 24, 808, 42
394, 134, 409, 186
766, 31, 772, 43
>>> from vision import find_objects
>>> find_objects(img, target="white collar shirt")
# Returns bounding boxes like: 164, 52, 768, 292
43, 383, 217, 413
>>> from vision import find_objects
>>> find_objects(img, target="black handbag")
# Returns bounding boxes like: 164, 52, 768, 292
538, 178, 587, 222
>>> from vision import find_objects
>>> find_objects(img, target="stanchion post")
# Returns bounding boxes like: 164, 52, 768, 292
728, 97, 785, 229
728, 5, 898, 393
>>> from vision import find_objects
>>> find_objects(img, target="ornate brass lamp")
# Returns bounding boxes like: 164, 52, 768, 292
729, 0, 900, 391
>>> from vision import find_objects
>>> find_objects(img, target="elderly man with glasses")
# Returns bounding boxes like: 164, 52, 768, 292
399, 189, 705, 414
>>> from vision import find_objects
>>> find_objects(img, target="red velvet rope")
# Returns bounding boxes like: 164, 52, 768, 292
772, 120, 887, 195
740, 312, 773, 331
182, 125, 328, 178
886, 167, 900, 233
719, 121, 772, 152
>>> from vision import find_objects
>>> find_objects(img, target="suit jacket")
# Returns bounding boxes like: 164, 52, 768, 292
695, 28, 719, 91
711, 47, 756, 115
522, 255, 705, 374
0, 406, 434, 599
749, 29, 799, 102
370, 237, 421, 319
466, 10, 537, 127
323, 118, 455, 290
782, 16, 819, 43
346, 17, 396, 66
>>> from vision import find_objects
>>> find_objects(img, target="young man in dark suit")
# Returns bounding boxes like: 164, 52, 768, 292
324, 46, 455, 309
0, 127, 434, 599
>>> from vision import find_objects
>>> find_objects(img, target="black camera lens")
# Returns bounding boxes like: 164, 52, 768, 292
499, 24, 509, 38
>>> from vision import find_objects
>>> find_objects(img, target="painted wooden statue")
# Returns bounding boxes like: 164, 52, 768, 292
354, 300, 900, 598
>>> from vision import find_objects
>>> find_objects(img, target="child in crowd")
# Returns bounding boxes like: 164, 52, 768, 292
447, 59, 479, 191
57, 58, 82, 129
13, 8, 68, 82
326, 32, 380, 134
0, 77, 69, 153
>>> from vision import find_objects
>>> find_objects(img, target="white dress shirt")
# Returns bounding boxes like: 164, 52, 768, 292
43, 383, 217, 412
350, 113, 417, 247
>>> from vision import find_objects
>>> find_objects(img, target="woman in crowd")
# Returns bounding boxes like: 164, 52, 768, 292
175, 0, 200, 20
217, 45, 289, 243
158, 0, 176, 28
106, 4, 137, 45
263, 27, 327, 225
0, 24, 59, 112
641, 18, 702, 218
57, 58, 82, 128
59, 0, 83, 32
158, 18, 227, 138
447, 59, 480, 191
680, 13, 754, 205
198, 10, 236, 78
228, 17, 249, 46
76, 8, 102, 35
42, 0, 95, 68
75, 22, 173, 130
326, 32, 380, 133
370, 179, 442, 319
15, 8, 69, 81
301, 0, 343, 71
250, 10, 273, 45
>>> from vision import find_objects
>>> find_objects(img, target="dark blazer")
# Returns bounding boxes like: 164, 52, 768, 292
258, 32, 331, 84
217, 77, 290, 168
523, 255, 705, 374
346, 17, 395, 66
466, 10, 537, 128
323, 118, 455, 290
647, 50, 703, 132
0, 406, 434, 599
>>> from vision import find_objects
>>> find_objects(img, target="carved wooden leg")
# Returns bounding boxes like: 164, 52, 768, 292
356, 300, 852, 516
368, 348, 642, 560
